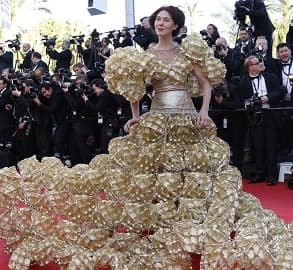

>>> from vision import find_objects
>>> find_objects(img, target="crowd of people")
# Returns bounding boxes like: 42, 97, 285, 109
0, 0, 293, 187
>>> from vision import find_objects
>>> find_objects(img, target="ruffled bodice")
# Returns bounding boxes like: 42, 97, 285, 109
105, 33, 226, 102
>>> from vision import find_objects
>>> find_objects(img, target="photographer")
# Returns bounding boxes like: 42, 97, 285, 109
62, 75, 96, 164
33, 81, 71, 161
234, 0, 275, 56
97, 37, 113, 64
234, 26, 255, 58
11, 79, 37, 161
275, 43, 293, 155
112, 27, 133, 49
133, 16, 158, 50
47, 40, 72, 72
0, 42, 13, 74
238, 55, 282, 185
0, 76, 15, 167
199, 24, 220, 47
81, 78, 119, 153
31, 52, 49, 73
19, 43, 33, 71
72, 62, 100, 83
77, 38, 97, 70
254, 36, 278, 75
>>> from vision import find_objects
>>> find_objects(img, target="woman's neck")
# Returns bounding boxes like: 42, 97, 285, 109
155, 36, 175, 50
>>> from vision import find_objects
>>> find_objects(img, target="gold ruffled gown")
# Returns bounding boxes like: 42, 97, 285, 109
0, 34, 293, 270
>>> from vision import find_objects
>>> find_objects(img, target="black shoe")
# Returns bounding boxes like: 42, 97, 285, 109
248, 175, 265, 184
267, 179, 277, 186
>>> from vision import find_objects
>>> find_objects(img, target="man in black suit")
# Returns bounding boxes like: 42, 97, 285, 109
239, 0, 275, 56
254, 36, 278, 75
0, 42, 13, 74
0, 77, 15, 147
19, 43, 33, 71
31, 52, 49, 73
239, 55, 282, 185
47, 40, 72, 72
275, 43, 293, 154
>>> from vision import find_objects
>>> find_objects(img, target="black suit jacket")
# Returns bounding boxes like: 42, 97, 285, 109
21, 50, 33, 70
32, 60, 49, 73
238, 72, 282, 108
0, 88, 15, 142
47, 48, 72, 72
249, 0, 275, 37
0, 51, 13, 72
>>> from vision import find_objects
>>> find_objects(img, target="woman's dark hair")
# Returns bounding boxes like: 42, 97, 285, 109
207, 24, 220, 41
149, 6, 185, 37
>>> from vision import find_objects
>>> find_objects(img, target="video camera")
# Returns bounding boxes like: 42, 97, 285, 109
245, 95, 262, 111
199, 29, 214, 47
234, 0, 251, 25
70, 34, 85, 45
75, 83, 93, 97
5, 35, 21, 50
41, 35, 57, 47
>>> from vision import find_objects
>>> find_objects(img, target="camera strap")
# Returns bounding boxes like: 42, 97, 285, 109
282, 60, 293, 92
250, 74, 267, 97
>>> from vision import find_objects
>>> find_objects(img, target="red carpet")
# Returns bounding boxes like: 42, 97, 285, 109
0, 181, 292, 270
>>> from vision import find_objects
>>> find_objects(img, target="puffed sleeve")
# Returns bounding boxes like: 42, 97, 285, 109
180, 33, 226, 97
105, 47, 153, 102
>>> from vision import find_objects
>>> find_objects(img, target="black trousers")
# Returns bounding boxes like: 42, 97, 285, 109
229, 112, 248, 174
71, 120, 94, 164
249, 110, 278, 180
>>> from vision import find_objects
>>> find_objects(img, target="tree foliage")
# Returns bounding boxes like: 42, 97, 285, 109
266, 0, 293, 48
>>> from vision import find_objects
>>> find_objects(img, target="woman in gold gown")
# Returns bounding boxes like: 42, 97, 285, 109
0, 5, 293, 270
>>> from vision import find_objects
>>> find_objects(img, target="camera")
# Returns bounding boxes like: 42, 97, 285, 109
75, 83, 93, 96
41, 35, 57, 47
5, 35, 21, 50
199, 29, 214, 47
234, 0, 250, 25
0, 142, 13, 152
245, 95, 262, 111
70, 34, 85, 45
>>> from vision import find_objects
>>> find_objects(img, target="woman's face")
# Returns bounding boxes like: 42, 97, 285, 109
154, 10, 177, 37
207, 25, 214, 36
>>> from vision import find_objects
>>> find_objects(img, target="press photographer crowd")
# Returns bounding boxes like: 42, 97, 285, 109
0, 0, 293, 186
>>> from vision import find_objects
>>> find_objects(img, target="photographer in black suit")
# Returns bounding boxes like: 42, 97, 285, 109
31, 52, 49, 73
112, 27, 133, 49
47, 40, 72, 72
239, 55, 282, 185
133, 16, 158, 50
19, 43, 33, 71
0, 42, 13, 74
33, 81, 71, 162
81, 78, 119, 153
235, 0, 275, 56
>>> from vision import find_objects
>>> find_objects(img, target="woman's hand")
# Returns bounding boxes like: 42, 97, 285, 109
124, 118, 140, 133
197, 108, 210, 128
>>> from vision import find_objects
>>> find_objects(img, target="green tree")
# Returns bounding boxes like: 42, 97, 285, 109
266, 0, 293, 49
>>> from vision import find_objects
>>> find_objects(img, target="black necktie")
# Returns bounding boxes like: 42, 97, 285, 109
282, 62, 290, 66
